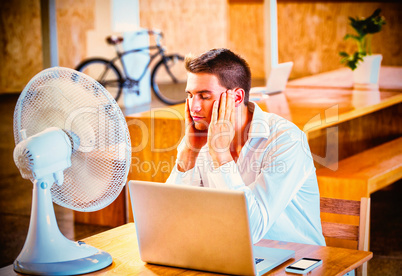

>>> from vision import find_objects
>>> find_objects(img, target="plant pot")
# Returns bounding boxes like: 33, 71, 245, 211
353, 54, 382, 90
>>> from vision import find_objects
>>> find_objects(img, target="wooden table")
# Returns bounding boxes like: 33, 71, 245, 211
0, 223, 373, 276
287, 66, 402, 91
75, 66, 402, 226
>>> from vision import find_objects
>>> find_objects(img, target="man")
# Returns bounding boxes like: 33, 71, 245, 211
166, 48, 325, 246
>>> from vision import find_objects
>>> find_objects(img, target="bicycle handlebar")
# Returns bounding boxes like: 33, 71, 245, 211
131, 28, 163, 39
106, 29, 163, 46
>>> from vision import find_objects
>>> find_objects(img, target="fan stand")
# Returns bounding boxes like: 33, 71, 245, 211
14, 179, 113, 275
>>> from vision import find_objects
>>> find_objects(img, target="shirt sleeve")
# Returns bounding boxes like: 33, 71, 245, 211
165, 139, 202, 187
204, 126, 316, 243
165, 163, 202, 186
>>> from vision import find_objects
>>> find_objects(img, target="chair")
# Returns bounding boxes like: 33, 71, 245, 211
320, 197, 371, 276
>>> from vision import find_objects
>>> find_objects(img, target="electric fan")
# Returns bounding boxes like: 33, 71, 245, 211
12, 67, 131, 275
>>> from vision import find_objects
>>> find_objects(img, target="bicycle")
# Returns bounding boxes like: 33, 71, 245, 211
75, 29, 187, 105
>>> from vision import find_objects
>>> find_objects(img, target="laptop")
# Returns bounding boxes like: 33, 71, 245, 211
128, 180, 295, 275
250, 62, 294, 96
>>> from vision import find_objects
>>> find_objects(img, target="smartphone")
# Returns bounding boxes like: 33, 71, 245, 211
284, 257, 322, 274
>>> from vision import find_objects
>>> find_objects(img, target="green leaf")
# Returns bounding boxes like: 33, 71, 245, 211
341, 8, 386, 69
339, 51, 365, 71
344, 34, 363, 42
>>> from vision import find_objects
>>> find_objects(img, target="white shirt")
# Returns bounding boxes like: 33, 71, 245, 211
166, 102, 326, 246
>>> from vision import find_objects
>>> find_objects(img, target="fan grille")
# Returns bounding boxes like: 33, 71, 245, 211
14, 67, 131, 211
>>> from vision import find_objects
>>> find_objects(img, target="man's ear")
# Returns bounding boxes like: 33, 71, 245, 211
233, 88, 245, 107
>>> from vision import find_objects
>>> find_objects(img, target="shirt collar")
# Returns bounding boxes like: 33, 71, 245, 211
247, 101, 271, 139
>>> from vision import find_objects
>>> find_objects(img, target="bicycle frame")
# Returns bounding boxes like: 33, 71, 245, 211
109, 38, 166, 85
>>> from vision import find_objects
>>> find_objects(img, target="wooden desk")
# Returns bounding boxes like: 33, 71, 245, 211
287, 66, 402, 91
0, 223, 373, 276
75, 67, 402, 226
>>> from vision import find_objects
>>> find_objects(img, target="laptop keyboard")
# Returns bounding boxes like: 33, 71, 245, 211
255, 258, 265, 264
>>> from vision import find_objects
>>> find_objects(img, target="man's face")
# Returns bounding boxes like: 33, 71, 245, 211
185, 73, 227, 131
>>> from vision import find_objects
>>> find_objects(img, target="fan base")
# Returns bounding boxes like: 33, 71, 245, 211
13, 250, 112, 275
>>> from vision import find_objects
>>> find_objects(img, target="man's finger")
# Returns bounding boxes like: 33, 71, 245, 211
219, 92, 226, 121
210, 100, 219, 126
225, 90, 235, 121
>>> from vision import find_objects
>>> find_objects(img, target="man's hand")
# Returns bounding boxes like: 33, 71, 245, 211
177, 99, 208, 172
208, 91, 235, 168
184, 98, 208, 151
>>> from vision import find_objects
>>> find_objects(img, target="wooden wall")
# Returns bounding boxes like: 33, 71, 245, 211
228, 1, 402, 79
138, 0, 227, 58
0, 0, 95, 94
1, 1, 401, 93
0, 1, 43, 94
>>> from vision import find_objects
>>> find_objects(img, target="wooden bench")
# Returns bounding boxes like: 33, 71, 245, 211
317, 137, 402, 251
317, 137, 402, 201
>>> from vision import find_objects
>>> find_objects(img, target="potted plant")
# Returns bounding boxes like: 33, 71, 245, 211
339, 9, 386, 89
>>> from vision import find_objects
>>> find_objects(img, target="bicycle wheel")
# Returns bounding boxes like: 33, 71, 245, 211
151, 54, 187, 105
76, 58, 123, 101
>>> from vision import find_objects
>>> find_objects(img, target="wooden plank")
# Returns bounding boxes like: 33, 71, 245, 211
322, 222, 359, 241
317, 135, 402, 200
320, 197, 360, 216
359, 198, 370, 251
317, 137, 402, 197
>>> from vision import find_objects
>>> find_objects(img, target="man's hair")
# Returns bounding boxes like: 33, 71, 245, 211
185, 48, 251, 105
